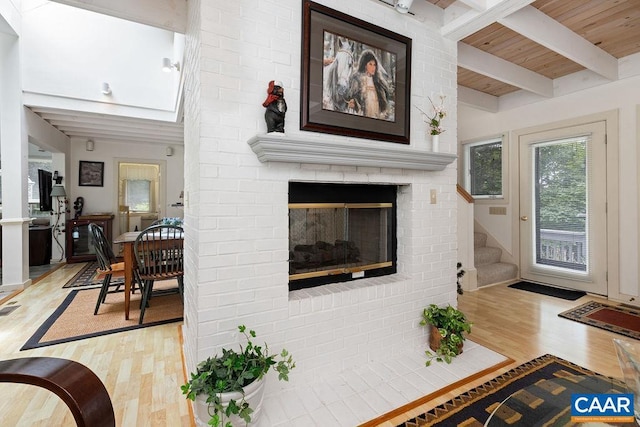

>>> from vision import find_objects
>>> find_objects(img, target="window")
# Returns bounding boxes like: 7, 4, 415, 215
125, 180, 151, 212
28, 160, 52, 210
463, 137, 503, 199
118, 163, 159, 214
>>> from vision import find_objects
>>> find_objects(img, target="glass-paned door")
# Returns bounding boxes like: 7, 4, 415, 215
519, 122, 607, 295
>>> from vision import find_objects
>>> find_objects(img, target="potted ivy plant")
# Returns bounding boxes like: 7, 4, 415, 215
420, 304, 472, 366
181, 325, 295, 427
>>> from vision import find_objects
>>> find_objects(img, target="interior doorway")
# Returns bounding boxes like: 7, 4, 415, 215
116, 161, 165, 235
518, 121, 607, 295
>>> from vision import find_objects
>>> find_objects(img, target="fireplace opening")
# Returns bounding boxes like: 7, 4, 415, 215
289, 182, 397, 291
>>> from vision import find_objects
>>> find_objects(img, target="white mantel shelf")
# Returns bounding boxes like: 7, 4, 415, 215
247, 133, 457, 171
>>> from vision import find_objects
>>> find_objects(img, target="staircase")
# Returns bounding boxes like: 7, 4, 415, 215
474, 232, 518, 286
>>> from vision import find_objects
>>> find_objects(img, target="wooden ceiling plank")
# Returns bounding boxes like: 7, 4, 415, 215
458, 68, 521, 97
577, 13, 640, 58
499, 5, 619, 80
465, 25, 527, 55
547, 1, 636, 28
601, 32, 640, 59
458, 42, 553, 96
441, 0, 535, 41
536, 0, 614, 24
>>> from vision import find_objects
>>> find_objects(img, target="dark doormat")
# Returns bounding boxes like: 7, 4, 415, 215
508, 281, 586, 300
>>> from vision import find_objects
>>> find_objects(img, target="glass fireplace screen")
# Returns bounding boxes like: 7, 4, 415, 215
289, 203, 393, 282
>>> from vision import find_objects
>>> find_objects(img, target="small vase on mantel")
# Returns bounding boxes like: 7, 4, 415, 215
431, 134, 440, 152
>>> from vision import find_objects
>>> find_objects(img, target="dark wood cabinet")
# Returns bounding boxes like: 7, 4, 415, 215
29, 226, 53, 266
0, 225, 53, 266
66, 215, 114, 263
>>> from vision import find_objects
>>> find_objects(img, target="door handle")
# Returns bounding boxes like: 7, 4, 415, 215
520, 216, 528, 221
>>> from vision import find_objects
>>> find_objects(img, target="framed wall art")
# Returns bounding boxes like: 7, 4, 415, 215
78, 161, 104, 187
300, 0, 412, 144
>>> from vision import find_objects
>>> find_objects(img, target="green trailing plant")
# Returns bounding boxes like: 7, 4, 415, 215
420, 304, 472, 366
181, 325, 295, 427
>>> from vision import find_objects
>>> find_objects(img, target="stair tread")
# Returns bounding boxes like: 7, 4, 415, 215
474, 232, 487, 248
477, 262, 518, 287
475, 246, 502, 266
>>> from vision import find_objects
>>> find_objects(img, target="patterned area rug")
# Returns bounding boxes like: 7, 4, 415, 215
558, 300, 640, 340
62, 261, 124, 288
22, 281, 182, 350
394, 355, 628, 426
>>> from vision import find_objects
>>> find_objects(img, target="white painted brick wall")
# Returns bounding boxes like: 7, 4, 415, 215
183, 0, 459, 385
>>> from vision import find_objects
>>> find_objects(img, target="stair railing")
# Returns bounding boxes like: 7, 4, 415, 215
457, 184, 477, 291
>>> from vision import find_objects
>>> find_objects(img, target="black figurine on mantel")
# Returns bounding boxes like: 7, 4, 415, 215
73, 197, 84, 219
262, 80, 287, 133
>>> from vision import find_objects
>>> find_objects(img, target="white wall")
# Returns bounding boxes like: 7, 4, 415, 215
68, 138, 184, 240
183, 0, 460, 385
23, 110, 70, 261
0, 7, 30, 288
0, 0, 21, 35
459, 75, 640, 299
21, 0, 183, 116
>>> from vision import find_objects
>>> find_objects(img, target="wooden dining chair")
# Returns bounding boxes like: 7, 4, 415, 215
133, 224, 184, 324
88, 223, 137, 315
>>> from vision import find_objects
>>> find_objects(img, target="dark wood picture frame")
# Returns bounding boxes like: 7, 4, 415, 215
78, 161, 104, 187
300, 0, 412, 144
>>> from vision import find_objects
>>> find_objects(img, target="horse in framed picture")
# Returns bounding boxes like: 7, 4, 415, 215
322, 37, 354, 113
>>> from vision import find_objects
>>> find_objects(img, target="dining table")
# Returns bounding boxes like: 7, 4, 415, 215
114, 229, 185, 320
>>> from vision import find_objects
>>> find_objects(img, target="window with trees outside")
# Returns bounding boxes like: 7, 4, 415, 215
118, 163, 159, 214
125, 180, 151, 212
463, 137, 503, 199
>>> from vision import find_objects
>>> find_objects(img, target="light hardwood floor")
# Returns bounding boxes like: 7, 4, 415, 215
372, 284, 627, 426
0, 265, 627, 426
0, 263, 191, 426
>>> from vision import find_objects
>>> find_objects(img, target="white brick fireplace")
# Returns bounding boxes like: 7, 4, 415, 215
182, 0, 460, 387
244, 133, 457, 383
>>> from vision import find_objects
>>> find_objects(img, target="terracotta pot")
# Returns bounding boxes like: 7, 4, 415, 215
428, 325, 463, 354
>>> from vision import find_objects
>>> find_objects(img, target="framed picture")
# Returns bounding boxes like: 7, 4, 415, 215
78, 161, 104, 187
300, 0, 412, 144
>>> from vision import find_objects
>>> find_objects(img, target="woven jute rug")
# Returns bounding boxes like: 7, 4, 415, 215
22, 281, 182, 350
558, 300, 640, 340
362, 355, 627, 427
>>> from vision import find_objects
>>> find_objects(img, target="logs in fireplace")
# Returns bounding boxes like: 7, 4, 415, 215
289, 182, 397, 291
290, 239, 361, 270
